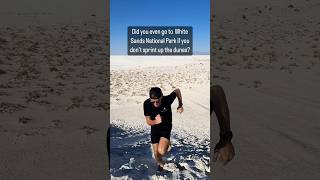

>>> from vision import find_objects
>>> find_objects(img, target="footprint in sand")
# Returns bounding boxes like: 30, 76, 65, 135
51, 119, 62, 128
80, 125, 98, 135
18, 117, 32, 124
0, 69, 7, 74
0, 125, 8, 133
110, 125, 210, 179
0, 102, 26, 113
253, 80, 263, 88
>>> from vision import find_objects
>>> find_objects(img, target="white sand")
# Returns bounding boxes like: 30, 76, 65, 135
0, 11, 108, 180
110, 55, 210, 179
110, 55, 208, 70
212, 0, 320, 179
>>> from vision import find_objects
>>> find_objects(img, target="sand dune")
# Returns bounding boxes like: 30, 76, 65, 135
110, 56, 210, 179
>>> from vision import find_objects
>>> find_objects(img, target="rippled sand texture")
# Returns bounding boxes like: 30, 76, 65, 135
211, 0, 320, 179
0, 20, 109, 179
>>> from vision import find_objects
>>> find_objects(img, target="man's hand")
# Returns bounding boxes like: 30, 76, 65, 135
174, 89, 183, 114
213, 142, 235, 166
155, 114, 162, 124
176, 106, 184, 113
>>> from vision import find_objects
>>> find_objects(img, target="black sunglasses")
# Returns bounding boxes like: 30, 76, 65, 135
150, 97, 162, 104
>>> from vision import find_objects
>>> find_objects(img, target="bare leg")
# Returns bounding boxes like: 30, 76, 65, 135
152, 143, 165, 167
157, 137, 170, 166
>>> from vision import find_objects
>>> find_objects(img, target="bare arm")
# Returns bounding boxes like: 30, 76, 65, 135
211, 85, 235, 165
211, 85, 230, 133
145, 115, 161, 126
174, 88, 183, 107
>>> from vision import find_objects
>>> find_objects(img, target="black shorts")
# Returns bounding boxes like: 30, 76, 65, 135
151, 124, 172, 144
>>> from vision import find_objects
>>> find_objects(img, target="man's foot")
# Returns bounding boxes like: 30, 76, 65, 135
157, 157, 165, 167
157, 165, 164, 172
175, 163, 186, 171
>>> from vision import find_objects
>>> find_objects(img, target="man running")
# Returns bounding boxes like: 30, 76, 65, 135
211, 85, 235, 165
143, 87, 183, 171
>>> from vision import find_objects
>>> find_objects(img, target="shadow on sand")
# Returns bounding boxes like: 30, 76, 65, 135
109, 125, 210, 179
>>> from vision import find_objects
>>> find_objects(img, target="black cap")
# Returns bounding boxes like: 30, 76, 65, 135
149, 87, 163, 99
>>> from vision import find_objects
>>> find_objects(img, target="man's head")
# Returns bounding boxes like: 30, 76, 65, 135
149, 87, 163, 107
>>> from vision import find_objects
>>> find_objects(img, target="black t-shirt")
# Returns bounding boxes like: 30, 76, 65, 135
143, 91, 177, 126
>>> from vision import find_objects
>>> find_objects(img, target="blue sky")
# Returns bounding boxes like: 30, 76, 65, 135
110, 0, 210, 55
